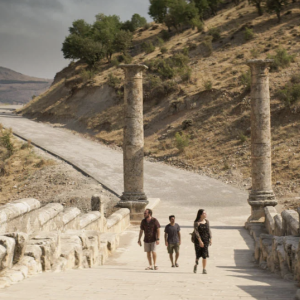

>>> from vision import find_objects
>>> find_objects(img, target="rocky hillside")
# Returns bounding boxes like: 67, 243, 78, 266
18, 1, 300, 209
0, 67, 52, 104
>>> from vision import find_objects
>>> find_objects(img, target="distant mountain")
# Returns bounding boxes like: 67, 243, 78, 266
0, 67, 52, 104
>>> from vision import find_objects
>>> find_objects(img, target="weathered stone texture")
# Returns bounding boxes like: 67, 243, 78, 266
247, 60, 277, 221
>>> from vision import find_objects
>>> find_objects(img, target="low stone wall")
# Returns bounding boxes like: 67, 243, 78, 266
246, 206, 300, 297
0, 196, 130, 289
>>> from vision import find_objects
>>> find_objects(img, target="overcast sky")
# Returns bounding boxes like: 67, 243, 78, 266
0, 0, 151, 79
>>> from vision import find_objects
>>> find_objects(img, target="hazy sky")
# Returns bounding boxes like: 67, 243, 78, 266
0, 0, 151, 79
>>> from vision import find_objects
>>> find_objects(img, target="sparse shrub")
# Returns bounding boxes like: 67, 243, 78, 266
80, 69, 95, 82
156, 37, 164, 47
244, 27, 254, 41
180, 67, 192, 82
144, 23, 151, 30
21, 140, 32, 150
1, 130, 14, 157
239, 133, 247, 143
107, 73, 121, 88
268, 47, 295, 72
190, 17, 203, 32
182, 47, 189, 56
174, 132, 189, 152
208, 27, 221, 41
291, 73, 300, 84
240, 70, 251, 92
111, 58, 120, 67
202, 36, 213, 56
223, 161, 230, 170
277, 83, 300, 107
148, 74, 163, 89
142, 41, 156, 54
188, 43, 197, 51
161, 30, 170, 41
160, 46, 168, 54
204, 80, 212, 90
250, 48, 259, 58
32, 95, 36, 100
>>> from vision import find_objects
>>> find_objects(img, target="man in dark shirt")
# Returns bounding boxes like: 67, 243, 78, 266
164, 215, 181, 267
138, 209, 160, 270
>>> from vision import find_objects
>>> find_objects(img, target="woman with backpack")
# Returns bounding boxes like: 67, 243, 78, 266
193, 209, 212, 274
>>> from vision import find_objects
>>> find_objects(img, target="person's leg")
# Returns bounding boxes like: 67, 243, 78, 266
147, 252, 152, 267
202, 258, 207, 273
152, 251, 157, 266
175, 244, 179, 266
169, 253, 174, 266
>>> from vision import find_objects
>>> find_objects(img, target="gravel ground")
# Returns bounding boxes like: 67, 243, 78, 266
7, 144, 120, 216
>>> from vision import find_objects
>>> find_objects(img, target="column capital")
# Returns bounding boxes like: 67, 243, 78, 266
246, 59, 273, 76
119, 64, 148, 71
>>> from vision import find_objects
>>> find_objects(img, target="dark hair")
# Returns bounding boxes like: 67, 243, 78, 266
194, 209, 205, 222
169, 215, 175, 221
146, 209, 153, 216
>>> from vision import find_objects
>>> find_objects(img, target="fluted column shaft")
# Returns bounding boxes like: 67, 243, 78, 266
247, 59, 277, 222
119, 64, 147, 201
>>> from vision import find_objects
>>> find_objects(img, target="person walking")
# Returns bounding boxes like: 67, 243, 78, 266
193, 209, 212, 274
138, 209, 160, 270
164, 215, 181, 267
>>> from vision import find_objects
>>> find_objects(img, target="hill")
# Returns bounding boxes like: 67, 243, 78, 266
0, 67, 52, 104
18, 1, 300, 209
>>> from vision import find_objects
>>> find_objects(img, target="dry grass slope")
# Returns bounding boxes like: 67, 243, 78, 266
19, 0, 300, 209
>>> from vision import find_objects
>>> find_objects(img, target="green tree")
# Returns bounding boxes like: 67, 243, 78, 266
149, 0, 170, 23
266, 0, 287, 22
114, 30, 133, 54
62, 34, 104, 67
68, 19, 92, 37
92, 14, 122, 61
192, 0, 209, 20
131, 13, 147, 30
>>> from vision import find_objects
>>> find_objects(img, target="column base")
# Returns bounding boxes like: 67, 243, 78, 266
121, 192, 147, 201
117, 200, 149, 222
247, 190, 277, 222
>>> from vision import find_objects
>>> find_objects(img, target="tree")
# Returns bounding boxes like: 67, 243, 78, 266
149, 0, 170, 23
68, 19, 92, 37
192, 0, 209, 20
207, 0, 221, 15
249, 0, 264, 15
62, 34, 104, 67
131, 14, 147, 30
121, 20, 135, 32
266, 0, 287, 22
92, 14, 122, 61
114, 30, 133, 54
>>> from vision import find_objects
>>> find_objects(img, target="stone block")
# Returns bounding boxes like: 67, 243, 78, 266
57, 207, 81, 231
282, 210, 299, 236
117, 200, 148, 222
101, 233, 119, 252
22, 256, 42, 275
28, 232, 60, 271
52, 257, 68, 273
107, 208, 130, 233
4, 232, 28, 264
274, 214, 283, 236
24, 245, 42, 264
78, 211, 101, 230
0, 236, 15, 271
259, 234, 273, 269
283, 236, 300, 278
264, 206, 278, 235
60, 242, 83, 269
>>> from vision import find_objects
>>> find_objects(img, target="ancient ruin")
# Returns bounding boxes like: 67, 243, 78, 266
246, 59, 277, 222
118, 64, 149, 221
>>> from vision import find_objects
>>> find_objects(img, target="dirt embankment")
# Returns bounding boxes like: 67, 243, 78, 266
18, 1, 300, 209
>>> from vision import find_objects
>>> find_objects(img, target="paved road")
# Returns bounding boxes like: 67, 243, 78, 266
0, 106, 297, 299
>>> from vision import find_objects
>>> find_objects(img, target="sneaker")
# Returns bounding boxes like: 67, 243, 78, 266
203, 269, 207, 274
193, 264, 197, 273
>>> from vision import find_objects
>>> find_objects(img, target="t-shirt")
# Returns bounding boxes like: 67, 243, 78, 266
164, 223, 180, 244
140, 217, 161, 243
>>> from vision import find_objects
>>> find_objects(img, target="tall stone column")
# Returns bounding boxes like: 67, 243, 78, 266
247, 59, 277, 222
118, 64, 149, 221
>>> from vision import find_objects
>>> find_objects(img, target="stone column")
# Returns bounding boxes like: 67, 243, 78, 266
247, 59, 277, 222
118, 64, 149, 221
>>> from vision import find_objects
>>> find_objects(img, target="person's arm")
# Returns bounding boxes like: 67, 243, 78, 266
156, 228, 160, 245
194, 222, 204, 247
207, 220, 212, 245
165, 232, 168, 246
138, 229, 143, 246
178, 231, 181, 245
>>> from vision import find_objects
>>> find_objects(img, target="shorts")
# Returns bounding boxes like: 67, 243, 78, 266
144, 242, 157, 252
167, 243, 180, 254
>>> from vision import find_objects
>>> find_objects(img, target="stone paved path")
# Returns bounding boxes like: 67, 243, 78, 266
0, 107, 297, 299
